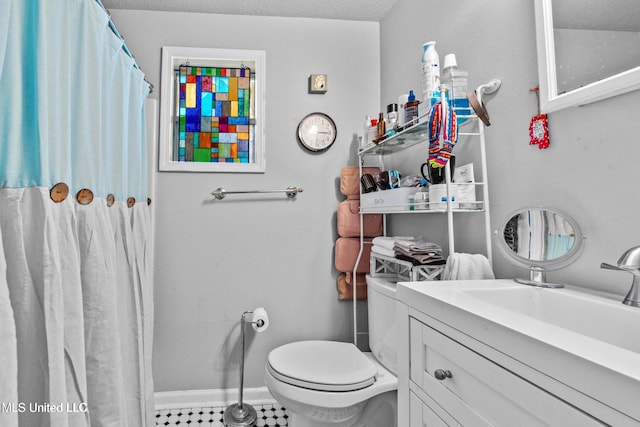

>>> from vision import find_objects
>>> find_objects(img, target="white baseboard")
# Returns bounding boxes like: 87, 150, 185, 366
154, 387, 277, 410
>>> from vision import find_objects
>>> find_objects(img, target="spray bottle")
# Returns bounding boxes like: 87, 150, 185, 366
421, 41, 440, 104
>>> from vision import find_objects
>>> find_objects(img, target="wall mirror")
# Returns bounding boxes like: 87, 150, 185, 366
499, 206, 584, 287
534, 0, 640, 113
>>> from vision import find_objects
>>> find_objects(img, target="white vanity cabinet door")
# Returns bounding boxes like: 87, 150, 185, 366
410, 391, 461, 427
409, 318, 605, 427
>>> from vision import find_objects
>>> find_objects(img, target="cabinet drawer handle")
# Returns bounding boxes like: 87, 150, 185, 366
434, 369, 452, 380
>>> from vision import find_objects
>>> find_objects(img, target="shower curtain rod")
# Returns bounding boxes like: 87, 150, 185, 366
94, 0, 154, 93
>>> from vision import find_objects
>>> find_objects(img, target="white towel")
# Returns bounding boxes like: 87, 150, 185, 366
442, 253, 495, 280
394, 238, 442, 254
371, 245, 396, 258
371, 236, 414, 251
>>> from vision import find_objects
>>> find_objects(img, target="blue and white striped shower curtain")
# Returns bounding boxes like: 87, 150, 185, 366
0, 0, 154, 426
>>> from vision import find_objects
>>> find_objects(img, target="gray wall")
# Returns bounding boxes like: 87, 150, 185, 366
112, 0, 640, 393
110, 10, 380, 392
380, 0, 640, 294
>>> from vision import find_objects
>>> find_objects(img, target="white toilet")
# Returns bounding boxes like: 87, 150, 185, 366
264, 275, 399, 426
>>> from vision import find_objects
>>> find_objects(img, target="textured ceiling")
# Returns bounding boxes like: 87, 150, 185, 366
100, 0, 399, 21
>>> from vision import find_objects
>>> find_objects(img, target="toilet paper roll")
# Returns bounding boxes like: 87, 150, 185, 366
251, 307, 269, 333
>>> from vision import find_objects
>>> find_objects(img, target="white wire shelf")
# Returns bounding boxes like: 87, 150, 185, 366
360, 200, 486, 214
370, 253, 445, 282
359, 111, 479, 156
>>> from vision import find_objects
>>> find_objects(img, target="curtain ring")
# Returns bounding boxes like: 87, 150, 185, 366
76, 189, 94, 205
50, 183, 69, 203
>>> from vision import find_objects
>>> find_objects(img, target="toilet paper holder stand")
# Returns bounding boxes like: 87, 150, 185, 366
223, 308, 268, 427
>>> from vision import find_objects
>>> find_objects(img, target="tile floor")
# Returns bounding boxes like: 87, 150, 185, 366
155, 403, 289, 426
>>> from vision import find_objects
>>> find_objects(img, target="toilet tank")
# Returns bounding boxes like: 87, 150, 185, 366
366, 275, 399, 375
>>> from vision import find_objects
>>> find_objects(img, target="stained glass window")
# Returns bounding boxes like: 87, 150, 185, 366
174, 65, 255, 164
159, 47, 265, 172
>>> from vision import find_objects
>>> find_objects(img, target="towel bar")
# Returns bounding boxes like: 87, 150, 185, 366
211, 186, 303, 200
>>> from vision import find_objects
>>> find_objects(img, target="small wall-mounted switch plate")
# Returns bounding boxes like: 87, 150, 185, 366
309, 74, 328, 94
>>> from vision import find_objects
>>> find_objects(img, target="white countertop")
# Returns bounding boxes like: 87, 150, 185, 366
397, 279, 640, 424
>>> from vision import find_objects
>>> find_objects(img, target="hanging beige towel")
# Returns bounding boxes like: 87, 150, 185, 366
337, 273, 368, 300
340, 166, 381, 197
335, 238, 372, 274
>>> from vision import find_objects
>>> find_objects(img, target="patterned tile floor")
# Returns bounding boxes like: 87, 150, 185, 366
155, 403, 289, 426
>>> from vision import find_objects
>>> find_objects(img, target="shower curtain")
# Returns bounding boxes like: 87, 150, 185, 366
0, 1, 154, 426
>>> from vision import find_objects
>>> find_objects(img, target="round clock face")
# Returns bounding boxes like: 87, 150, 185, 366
297, 112, 337, 152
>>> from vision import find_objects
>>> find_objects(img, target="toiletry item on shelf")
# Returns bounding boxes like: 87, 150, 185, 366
429, 184, 459, 210
397, 93, 409, 128
453, 163, 477, 207
377, 170, 400, 190
377, 112, 385, 135
386, 103, 398, 129
360, 173, 377, 193
372, 112, 386, 143
421, 41, 440, 103
362, 115, 372, 148
414, 191, 429, 210
366, 118, 378, 146
404, 90, 420, 126
399, 175, 422, 187
441, 54, 470, 123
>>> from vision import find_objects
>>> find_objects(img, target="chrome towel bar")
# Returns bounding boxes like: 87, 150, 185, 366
211, 186, 303, 200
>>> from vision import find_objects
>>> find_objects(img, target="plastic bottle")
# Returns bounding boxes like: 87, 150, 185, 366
404, 90, 420, 126
362, 115, 372, 147
386, 103, 398, 130
441, 54, 470, 123
421, 42, 440, 103
367, 118, 378, 145
397, 93, 409, 128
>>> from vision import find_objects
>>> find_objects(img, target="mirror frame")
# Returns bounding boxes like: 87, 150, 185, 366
534, 0, 640, 113
498, 206, 584, 270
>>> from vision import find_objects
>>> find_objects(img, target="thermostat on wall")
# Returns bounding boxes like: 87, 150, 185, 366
309, 74, 328, 94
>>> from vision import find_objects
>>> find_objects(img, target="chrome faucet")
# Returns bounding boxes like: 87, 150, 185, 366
601, 246, 640, 307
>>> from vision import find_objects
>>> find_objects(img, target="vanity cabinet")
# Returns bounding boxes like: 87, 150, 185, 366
397, 279, 640, 427
406, 315, 604, 426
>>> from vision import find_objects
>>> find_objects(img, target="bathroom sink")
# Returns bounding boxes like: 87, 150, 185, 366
462, 284, 640, 353
397, 279, 640, 425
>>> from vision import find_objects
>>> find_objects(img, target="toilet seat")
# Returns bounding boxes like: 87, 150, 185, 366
267, 341, 377, 392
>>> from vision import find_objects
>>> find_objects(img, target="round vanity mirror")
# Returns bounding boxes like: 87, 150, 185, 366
499, 206, 584, 287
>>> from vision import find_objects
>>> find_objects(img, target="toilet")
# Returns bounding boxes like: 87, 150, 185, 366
264, 275, 399, 426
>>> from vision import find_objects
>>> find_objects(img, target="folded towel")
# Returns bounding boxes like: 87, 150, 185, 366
372, 236, 415, 250
394, 237, 442, 253
395, 253, 446, 266
371, 236, 415, 249
442, 253, 495, 280
371, 245, 396, 258
395, 243, 442, 255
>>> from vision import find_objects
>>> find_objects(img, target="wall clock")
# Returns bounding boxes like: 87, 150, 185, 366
296, 112, 337, 152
